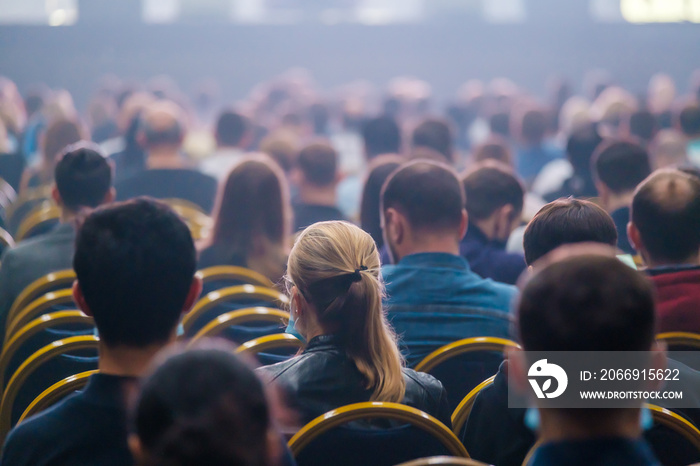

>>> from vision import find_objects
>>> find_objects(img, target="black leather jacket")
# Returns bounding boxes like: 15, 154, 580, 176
257, 334, 452, 427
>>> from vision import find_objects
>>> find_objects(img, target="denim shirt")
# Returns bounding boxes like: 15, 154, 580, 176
382, 252, 518, 367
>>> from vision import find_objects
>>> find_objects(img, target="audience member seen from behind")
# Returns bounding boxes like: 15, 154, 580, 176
200, 109, 252, 180
0, 143, 114, 346
650, 129, 689, 169
512, 107, 562, 186
131, 345, 291, 466
359, 155, 403, 251
1, 198, 202, 466
199, 155, 291, 283
629, 169, 700, 333
471, 137, 513, 167
257, 221, 451, 427
381, 161, 517, 366
115, 100, 217, 212
292, 142, 347, 232
511, 252, 663, 466
411, 118, 454, 164
678, 102, 700, 165
337, 115, 402, 219
593, 140, 652, 255
20, 118, 85, 192
460, 162, 526, 284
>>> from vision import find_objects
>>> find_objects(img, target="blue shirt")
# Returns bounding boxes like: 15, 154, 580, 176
460, 224, 526, 285
528, 437, 660, 466
382, 252, 517, 367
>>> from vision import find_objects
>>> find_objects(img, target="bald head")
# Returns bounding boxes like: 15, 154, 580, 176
139, 101, 185, 150
631, 169, 700, 264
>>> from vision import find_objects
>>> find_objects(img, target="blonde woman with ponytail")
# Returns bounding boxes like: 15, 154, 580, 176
257, 221, 451, 427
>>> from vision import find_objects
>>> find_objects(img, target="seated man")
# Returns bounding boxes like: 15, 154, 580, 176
629, 169, 700, 333
0, 143, 114, 345
461, 162, 526, 284
199, 109, 251, 180
592, 140, 652, 254
512, 250, 663, 465
292, 142, 346, 231
381, 160, 517, 367
115, 100, 217, 212
1, 198, 202, 465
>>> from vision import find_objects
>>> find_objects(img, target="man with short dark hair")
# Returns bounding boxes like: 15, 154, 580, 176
629, 169, 700, 333
115, 100, 217, 212
200, 110, 251, 180
523, 198, 618, 266
511, 251, 663, 466
513, 108, 562, 186
293, 142, 347, 231
460, 163, 526, 284
1, 198, 202, 465
381, 160, 516, 366
0, 143, 114, 345
593, 140, 652, 254
678, 102, 700, 165
411, 119, 453, 163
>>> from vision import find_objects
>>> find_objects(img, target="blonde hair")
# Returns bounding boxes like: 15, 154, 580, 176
287, 221, 406, 402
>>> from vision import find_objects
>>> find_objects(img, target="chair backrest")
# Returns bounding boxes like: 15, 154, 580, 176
189, 307, 290, 344
235, 333, 304, 360
197, 265, 275, 289
5, 288, 76, 340
182, 284, 289, 335
162, 198, 212, 240
288, 402, 468, 466
394, 456, 490, 466
0, 177, 17, 211
7, 269, 76, 325
19, 370, 97, 424
0, 227, 14, 252
451, 375, 496, 435
414, 337, 520, 411
656, 332, 700, 351
647, 404, 700, 452
0, 310, 94, 391
0, 335, 99, 441
15, 203, 61, 241
5, 187, 51, 234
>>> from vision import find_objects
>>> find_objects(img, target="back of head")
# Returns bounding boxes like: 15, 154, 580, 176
516, 108, 547, 145
54, 142, 112, 211
463, 162, 524, 222
134, 346, 271, 466
411, 119, 453, 161
43, 118, 84, 165
651, 129, 688, 169
523, 199, 618, 265
73, 198, 196, 348
211, 155, 289, 255
297, 142, 338, 188
360, 155, 404, 249
678, 102, 700, 138
472, 137, 513, 166
362, 116, 401, 159
489, 112, 510, 138
139, 101, 185, 149
593, 140, 652, 194
628, 110, 657, 143
631, 169, 700, 263
288, 221, 404, 402
518, 253, 655, 352
382, 160, 465, 236
215, 110, 249, 148
566, 122, 603, 172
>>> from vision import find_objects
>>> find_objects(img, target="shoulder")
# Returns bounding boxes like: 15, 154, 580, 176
402, 368, 446, 401
256, 353, 309, 381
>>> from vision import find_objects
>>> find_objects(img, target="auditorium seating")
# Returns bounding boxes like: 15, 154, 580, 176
18, 370, 97, 424
15, 203, 60, 241
5, 289, 76, 340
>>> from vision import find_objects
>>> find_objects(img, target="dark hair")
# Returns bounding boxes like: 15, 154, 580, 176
631, 169, 700, 263
523, 199, 618, 265
215, 110, 249, 148
73, 198, 196, 347
566, 123, 603, 172
463, 163, 524, 221
593, 140, 652, 194
43, 119, 83, 168
489, 112, 510, 138
381, 160, 465, 234
678, 103, 700, 137
133, 347, 271, 466
516, 109, 547, 144
411, 119, 453, 161
472, 137, 513, 166
297, 142, 338, 187
360, 155, 403, 249
208, 155, 289, 260
54, 142, 112, 210
518, 254, 656, 351
629, 110, 657, 143
362, 116, 401, 159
